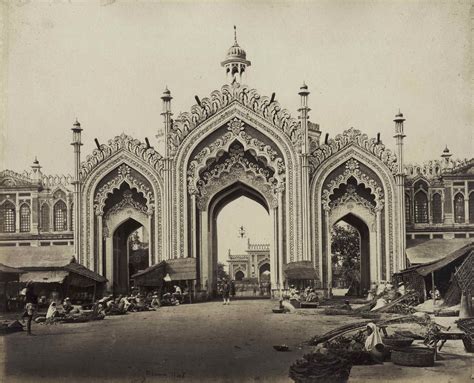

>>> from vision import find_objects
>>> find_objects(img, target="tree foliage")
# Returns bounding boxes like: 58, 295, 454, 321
331, 224, 361, 286
217, 262, 230, 281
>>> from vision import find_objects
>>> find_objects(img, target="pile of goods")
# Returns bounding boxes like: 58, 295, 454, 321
289, 352, 352, 383
456, 318, 474, 352
0, 320, 24, 335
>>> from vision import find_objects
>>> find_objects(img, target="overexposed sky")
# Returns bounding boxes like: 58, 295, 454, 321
217, 197, 271, 269
0, 0, 472, 175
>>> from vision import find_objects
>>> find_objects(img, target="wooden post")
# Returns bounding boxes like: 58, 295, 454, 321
431, 271, 436, 309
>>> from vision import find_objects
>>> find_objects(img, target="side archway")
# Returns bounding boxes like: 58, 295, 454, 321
311, 144, 400, 295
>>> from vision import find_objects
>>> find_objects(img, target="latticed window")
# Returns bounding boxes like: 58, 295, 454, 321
414, 192, 428, 223
432, 193, 442, 223
0, 201, 15, 232
469, 193, 474, 223
54, 200, 67, 231
19, 204, 31, 232
405, 194, 411, 224
454, 193, 465, 223
41, 203, 50, 231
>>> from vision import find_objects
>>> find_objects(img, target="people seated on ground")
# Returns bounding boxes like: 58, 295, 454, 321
135, 294, 148, 311
150, 294, 161, 310
289, 286, 300, 301
364, 322, 385, 363
62, 297, 74, 314
162, 292, 179, 306
172, 285, 182, 302
305, 289, 319, 303
279, 298, 296, 313
46, 302, 60, 323
120, 296, 135, 312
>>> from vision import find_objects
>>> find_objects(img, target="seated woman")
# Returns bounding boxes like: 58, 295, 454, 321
62, 297, 74, 314
46, 302, 60, 323
365, 322, 385, 363
150, 294, 161, 310
305, 289, 319, 302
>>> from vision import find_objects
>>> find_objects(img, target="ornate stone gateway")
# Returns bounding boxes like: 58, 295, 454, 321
71, 36, 406, 296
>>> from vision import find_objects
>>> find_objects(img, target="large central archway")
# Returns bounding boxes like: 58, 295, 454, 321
206, 181, 272, 295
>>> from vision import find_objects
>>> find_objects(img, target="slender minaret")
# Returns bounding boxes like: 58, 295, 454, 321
393, 111, 406, 272
71, 119, 83, 263
161, 87, 173, 261
299, 83, 311, 262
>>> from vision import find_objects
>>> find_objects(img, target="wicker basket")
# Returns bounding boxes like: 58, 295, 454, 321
382, 336, 414, 348
272, 308, 285, 314
391, 347, 435, 367
462, 335, 473, 353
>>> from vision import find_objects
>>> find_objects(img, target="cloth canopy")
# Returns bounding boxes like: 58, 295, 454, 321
406, 239, 473, 264
19, 270, 69, 284
283, 261, 318, 280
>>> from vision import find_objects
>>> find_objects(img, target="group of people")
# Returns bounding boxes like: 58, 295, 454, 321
288, 285, 319, 303
19, 283, 189, 335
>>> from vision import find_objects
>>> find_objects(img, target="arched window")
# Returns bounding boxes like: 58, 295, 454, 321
405, 194, 411, 224
454, 193, 465, 223
0, 201, 15, 233
19, 204, 31, 232
54, 200, 67, 231
469, 193, 474, 223
432, 193, 442, 223
414, 191, 428, 223
41, 203, 50, 231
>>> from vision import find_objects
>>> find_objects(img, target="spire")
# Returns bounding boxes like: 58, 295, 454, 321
221, 26, 251, 83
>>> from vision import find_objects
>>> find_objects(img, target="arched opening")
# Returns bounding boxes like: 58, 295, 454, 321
331, 213, 370, 297
101, 182, 150, 294
207, 182, 273, 298
259, 263, 271, 282
112, 218, 145, 295
235, 270, 245, 281
454, 193, 465, 223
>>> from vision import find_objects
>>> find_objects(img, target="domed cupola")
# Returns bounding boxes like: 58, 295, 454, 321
221, 26, 251, 83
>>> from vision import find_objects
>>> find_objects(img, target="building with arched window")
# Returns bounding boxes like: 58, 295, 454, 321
0, 35, 473, 296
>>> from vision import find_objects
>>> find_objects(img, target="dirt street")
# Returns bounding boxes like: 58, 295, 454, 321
1, 300, 344, 383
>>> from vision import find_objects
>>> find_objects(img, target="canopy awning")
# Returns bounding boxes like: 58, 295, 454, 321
132, 261, 167, 287
397, 243, 474, 277
166, 258, 197, 281
0, 263, 24, 274
19, 270, 69, 284
406, 239, 473, 264
284, 261, 318, 280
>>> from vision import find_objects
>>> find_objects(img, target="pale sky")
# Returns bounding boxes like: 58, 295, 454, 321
0, 1, 472, 256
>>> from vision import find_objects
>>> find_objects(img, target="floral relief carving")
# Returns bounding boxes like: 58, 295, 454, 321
94, 164, 154, 215
168, 82, 302, 156
197, 165, 278, 211
103, 190, 148, 220
321, 159, 384, 211
310, 128, 398, 175
80, 133, 164, 179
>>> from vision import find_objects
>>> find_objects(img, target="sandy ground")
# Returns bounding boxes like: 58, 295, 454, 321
1, 300, 472, 383
0, 300, 346, 383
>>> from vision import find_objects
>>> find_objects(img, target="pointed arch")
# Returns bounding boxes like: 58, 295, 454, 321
19, 203, 31, 232
54, 200, 68, 231
0, 200, 16, 233
40, 202, 50, 232
414, 190, 428, 223
311, 143, 400, 289
432, 192, 443, 223
454, 192, 465, 223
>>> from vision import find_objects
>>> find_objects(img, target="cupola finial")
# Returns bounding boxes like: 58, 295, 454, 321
234, 25, 237, 45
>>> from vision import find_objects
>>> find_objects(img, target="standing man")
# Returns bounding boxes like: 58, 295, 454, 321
23, 282, 37, 336
222, 280, 231, 305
